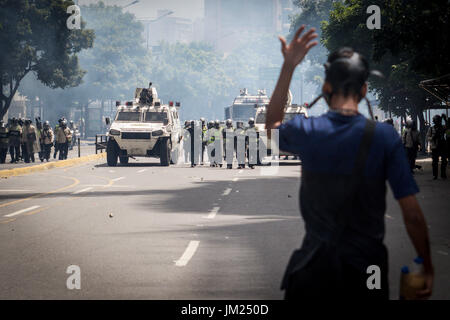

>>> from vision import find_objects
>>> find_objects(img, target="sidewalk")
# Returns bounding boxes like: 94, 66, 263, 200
0, 142, 100, 171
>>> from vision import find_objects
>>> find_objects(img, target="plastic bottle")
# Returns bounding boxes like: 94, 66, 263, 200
399, 257, 426, 300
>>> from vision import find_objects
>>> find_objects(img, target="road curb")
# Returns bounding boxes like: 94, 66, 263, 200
0, 153, 106, 178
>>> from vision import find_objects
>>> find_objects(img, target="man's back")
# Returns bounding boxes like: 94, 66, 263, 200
279, 111, 418, 244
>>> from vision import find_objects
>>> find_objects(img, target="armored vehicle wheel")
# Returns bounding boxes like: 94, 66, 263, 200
106, 139, 118, 166
160, 138, 171, 166
119, 156, 129, 165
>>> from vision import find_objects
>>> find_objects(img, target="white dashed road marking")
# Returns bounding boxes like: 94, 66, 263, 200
175, 240, 200, 267
137, 169, 147, 173
112, 177, 125, 182
204, 206, 220, 219
232, 177, 239, 182
385, 214, 394, 220
72, 187, 93, 195
4, 205, 40, 218
222, 188, 232, 196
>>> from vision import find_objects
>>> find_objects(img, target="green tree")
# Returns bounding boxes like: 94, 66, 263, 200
0, 0, 94, 119
290, 0, 337, 87
321, 0, 446, 136
73, 2, 151, 103
150, 41, 234, 120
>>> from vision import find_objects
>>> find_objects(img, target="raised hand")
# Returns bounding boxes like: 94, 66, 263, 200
279, 25, 318, 69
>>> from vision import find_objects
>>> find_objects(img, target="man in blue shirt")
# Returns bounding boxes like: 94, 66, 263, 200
266, 25, 433, 299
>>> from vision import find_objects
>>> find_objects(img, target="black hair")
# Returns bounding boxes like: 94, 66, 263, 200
324, 47, 370, 99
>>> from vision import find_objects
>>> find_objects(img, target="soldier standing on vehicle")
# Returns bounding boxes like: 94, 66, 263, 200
41, 121, 54, 162
246, 117, 259, 169
200, 117, 207, 165
0, 121, 8, 163
402, 118, 421, 173
8, 118, 22, 163
22, 119, 39, 163
427, 114, 447, 180
266, 26, 433, 299
223, 119, 234, 169
56, 120, 72, 160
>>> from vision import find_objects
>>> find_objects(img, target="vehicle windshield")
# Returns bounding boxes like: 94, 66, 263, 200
232, 105, 255, 121
144, 111, 167, 122
116, 111, 141, 121
256, 113, 266, 124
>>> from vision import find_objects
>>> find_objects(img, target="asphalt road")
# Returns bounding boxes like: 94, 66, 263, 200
0, 157, 449, 299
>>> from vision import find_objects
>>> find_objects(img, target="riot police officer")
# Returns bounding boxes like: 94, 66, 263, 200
54, 118, 63, 159
22, 119, 39, 163
200, 117, 207, 165
183, 120, 191, 164
223, 119, 234, 169
8, 118, 22, 163
246, 117, 259, 169
206, 120, 215, 166
213, 120, 223, 167
41, 121, 54, 162
427, 114, 447, 179
234, 121, 246, 169
56, 119, 72, 160
0, 121, 8, 163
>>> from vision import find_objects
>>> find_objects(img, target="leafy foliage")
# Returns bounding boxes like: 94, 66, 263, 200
0, 0, 94, 118
321, 0, 447, 127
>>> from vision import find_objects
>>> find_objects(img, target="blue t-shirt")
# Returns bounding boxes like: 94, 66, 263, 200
278, 111, 419, 200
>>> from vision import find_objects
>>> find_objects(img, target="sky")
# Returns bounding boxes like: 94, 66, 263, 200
77, 0, 205, 20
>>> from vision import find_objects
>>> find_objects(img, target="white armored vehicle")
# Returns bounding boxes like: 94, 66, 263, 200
105, 84, 182, 166
224, 88, 270, 124
255, 91, 308, 157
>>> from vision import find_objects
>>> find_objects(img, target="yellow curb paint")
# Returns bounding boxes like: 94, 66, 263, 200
0, 153, 106, 178
0, 176, 80, 208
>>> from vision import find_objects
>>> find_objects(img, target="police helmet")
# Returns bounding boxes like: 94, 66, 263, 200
61, 119, 68, 127
405, 118, 413, 128
248, 117, 255, 125
226, 119, 232, 127
208, 120, 214, 129
214, 120, 220, 128
200, 117, 205, 123
432, 114, 442, 126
